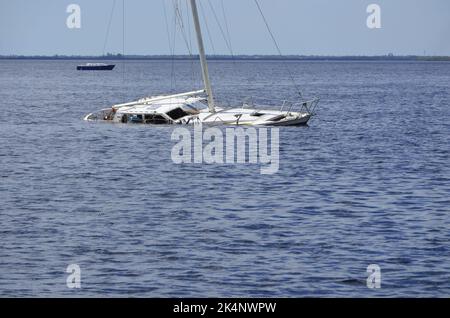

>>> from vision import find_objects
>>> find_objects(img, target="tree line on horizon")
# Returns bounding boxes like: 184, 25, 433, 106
1, 53, 449, 61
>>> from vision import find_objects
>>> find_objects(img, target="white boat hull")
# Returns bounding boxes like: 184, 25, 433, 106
83, 91, 318, 127
196, 108, 311, 126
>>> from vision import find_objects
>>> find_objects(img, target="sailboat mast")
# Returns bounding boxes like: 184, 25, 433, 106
189, 0, 215, 113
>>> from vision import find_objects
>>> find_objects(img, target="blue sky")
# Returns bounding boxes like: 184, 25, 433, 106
0, 0, 449, 56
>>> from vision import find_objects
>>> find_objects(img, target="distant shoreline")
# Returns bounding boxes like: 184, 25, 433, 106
1, 54, 450, 62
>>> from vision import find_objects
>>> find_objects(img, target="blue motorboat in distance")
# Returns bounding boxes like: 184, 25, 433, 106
77, 63, 115, 71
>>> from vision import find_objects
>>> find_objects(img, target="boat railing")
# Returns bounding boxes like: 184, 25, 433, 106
240, 96, 320, 115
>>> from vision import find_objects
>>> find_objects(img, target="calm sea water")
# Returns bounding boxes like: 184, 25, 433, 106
0, 59, 449, 297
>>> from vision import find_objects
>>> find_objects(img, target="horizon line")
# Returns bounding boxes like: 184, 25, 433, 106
1, 54, 450, 61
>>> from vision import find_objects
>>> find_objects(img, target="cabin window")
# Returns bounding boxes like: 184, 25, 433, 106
166, 108, 189, 120
130, 114, 144, 123
144, 114, 169, 124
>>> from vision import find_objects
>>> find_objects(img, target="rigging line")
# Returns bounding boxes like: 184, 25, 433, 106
185, 0, 193, 54
185, 0, 196, 85
122, 0, 125, 96
102, 0, 117, 56
198, 1, 216, 56
171, 0, 178, 91
175, 1, 190, 53
206, 0, 234, 56
220, 0, 234, 57
218, 0, 236, 69
253, 0, 303, 98
174, 0, 201, 89
174, 2, 194, 56
198, 1, 216, 90
162, 0, 173, 54
162, 0, 175, 91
